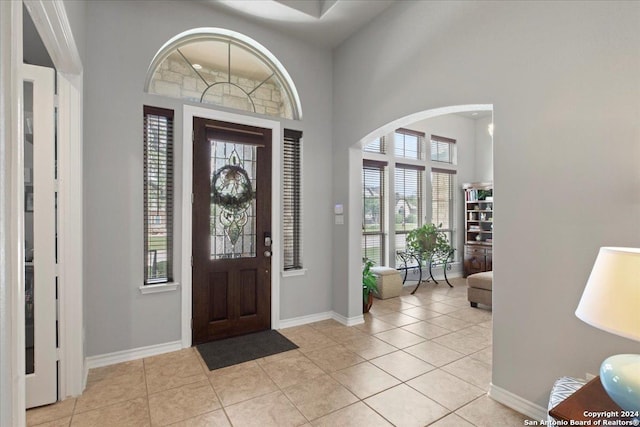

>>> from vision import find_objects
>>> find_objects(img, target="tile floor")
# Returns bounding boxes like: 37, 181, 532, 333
27, 277, 531, 426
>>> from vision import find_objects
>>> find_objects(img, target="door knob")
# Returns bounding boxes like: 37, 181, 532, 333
264, 251, 272, 257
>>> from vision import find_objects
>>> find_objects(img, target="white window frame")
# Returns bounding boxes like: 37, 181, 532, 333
362, 159, 388, 266
431, 168, 457, 260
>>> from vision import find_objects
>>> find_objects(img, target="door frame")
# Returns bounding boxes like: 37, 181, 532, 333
2, 1, 83, 424
182, 105, 282, 348
23, 0, 85, 400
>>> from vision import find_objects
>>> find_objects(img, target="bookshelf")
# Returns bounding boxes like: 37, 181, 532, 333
463, 182, 493, 277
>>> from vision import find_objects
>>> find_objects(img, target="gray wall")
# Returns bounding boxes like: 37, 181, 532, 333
333, 0, 640, 410
474, 116, 493, 183
83, 0, 333, 356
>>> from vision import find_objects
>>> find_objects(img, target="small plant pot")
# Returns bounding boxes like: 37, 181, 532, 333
363, 293, 374, 313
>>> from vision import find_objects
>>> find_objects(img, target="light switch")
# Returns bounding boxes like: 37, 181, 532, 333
335, 214, 344, 225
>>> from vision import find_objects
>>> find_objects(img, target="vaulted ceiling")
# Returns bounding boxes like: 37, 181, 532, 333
202, 0, 396, 48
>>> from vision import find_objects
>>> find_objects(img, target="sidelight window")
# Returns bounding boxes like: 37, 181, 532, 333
283, 129, 303, 270
362, 160, 387, 265
143, 106, 174, 284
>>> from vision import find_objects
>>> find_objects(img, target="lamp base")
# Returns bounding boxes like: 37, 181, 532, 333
600, 354, 640, 412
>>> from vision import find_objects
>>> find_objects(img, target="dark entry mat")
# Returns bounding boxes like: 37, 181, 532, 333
196, 330, 298, 371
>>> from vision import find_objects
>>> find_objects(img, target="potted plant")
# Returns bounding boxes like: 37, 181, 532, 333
405, 223, 452, 261
362, 257, 379, 313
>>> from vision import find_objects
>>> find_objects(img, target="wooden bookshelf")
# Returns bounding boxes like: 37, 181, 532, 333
463, 182, 492, 277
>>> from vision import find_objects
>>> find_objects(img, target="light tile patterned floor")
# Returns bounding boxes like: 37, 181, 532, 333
27, 277, 531, 426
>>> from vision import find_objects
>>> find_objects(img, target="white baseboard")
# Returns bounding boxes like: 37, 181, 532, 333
278, 311, 334, 329
489, 383, 547, 421
332, 311, 364, 327
85, 340, 183, 370
278, 310, 365, 329
85, 311, 366, 373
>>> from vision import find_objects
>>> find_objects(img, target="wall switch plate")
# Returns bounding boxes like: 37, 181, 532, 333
335, 214, 344, 225
334, 204, 344, 215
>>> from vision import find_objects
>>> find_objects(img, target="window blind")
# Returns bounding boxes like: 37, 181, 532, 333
283, 129, 303, 270
362, 160, 387, 265
431, 168, 456, 252
394, 164, 423, 235
363, 136, 386, 154
143, 106, 174, 284
431, 135, 456, 164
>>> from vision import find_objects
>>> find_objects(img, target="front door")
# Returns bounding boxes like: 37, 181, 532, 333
192, 118, 272, 344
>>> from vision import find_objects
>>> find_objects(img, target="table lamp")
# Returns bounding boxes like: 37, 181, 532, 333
575, 247, 640, 412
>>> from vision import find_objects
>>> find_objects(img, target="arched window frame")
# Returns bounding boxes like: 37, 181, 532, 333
144, 28, 302, 120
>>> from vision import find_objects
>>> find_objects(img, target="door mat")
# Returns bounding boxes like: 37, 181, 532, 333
196, 330, 298, 371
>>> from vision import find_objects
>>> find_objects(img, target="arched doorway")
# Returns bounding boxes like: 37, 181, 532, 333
346, 104, 493, 319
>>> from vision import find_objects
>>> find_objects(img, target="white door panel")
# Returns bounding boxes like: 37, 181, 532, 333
23, 63, 57, 408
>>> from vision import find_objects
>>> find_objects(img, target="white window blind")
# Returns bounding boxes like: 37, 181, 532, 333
395, 163, 424, 252
362, 159, 387, 265
431, 167, 456, 252
283, 129, 303, 270
431, 135, 456, 164
143, 106, 174, 284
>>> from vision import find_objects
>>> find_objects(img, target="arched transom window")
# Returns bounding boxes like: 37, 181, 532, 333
145, 29, 301, 120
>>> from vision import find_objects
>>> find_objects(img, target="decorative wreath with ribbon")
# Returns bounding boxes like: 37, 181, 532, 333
211, 165, 255, 211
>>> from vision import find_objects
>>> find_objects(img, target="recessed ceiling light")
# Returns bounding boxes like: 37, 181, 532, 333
193, 64, 202, 70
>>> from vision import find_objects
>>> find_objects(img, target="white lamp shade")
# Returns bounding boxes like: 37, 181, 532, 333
575, 247, 640, 342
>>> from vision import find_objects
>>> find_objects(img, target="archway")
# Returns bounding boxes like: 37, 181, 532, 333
346, 104, 493, 319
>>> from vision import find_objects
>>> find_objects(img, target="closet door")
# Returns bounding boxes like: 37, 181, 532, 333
24, 63, 57, 408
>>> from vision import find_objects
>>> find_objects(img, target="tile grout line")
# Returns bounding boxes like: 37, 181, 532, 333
142, 357, 153, 426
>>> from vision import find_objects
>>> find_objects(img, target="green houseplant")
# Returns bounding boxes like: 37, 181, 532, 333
362, 257, 379, 313
405, 223, 452, 261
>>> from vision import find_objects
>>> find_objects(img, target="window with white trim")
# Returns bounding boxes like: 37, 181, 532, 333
362, 160, 387, 265
432, 168, 456, 257
394, 128, 424, 160
283, 129, 303, 270
363, 136, 386, 154
143, 106, 174, 284
363, 127, 463, 268
394, 164, 424, 252
145, 32, 300, 120
431, 135, 456, 164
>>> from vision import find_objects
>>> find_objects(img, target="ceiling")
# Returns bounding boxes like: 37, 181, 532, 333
200, 0, 396, 48
455, 111, 493, 120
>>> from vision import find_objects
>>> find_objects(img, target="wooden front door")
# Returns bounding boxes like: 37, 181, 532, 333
192, 118, 272, 344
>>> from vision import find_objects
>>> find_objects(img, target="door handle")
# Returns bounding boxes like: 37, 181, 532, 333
264, 251, 272, 258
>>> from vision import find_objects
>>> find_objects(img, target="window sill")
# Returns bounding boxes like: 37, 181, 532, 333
282, 268, 307, 278
139, 282, 180, 294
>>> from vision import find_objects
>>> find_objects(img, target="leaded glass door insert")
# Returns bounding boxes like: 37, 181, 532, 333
210, 142, 257, 259
192, 118, 272, 344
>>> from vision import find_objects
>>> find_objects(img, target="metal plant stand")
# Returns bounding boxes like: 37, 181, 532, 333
396, 250, 454, 294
